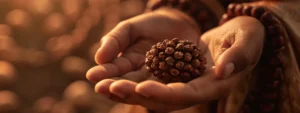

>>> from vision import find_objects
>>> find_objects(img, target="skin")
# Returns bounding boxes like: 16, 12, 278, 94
86, 8, 265, 112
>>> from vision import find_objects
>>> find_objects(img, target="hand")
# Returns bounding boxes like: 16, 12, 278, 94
86, 8, 200, 83
86, 7, 201, 110
87, 12, 265, 112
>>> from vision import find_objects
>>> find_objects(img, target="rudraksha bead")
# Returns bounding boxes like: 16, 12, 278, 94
145, 38, 206, 83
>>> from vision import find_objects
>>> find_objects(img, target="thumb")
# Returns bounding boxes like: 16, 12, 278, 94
214, 29, 265, 79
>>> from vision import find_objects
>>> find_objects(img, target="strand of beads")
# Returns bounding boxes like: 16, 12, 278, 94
220, 3, 285, 113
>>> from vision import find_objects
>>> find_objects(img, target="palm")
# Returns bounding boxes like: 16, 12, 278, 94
113, 34, 213, 82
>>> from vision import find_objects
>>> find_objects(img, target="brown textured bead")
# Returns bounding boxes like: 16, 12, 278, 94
175, 43, 184, 50
182, 73, 192, 82
151, 63, 159, 70
145, 59, 152, 66
243, 5, 252, 16
192, 49, 200, 57
181, 40, 192, 45
192, 59, 201, 67
181, 72, 191, 77
191, 44, 197, 49
146, 67, 154, 72
270, 56, 282, 66
251, 7, 265, 19
184, 45, 194, 52
184, 53, 192, 62
165, 47, 175, 55
170, 76, 182, 82
260, 12, 276, 26
234, 4, 243, 16
156, 42, 161, 48
193, 69, 201, 76
227, 4, 236, 17
163, 39, 169, 43
162, 72, 170, 78
271, 36, 284, 50
199, 56, 207, 64
181, 71, 190, 76
153, 70, 162, 77
157, 42, 167, 50
145, 38, 206, 83
171, 38, 179, 43
170, 68, 180, 76
199, 66, 206, 73
267, 24, 283, 37
174, 51, 184, 59
158, 52, 166, 59
167, 41, 176, 47
160, 72, 171, 82
175, 61, 184, 69
219, 14, 230, 25
150, 48, 159, 55
165, 57, 175, 66
146, 51, 150, 56
151, 45, 157, 49
152, 57, 160, 64
159, 62, 168, 70
147, 55, 154, 60
184, 64, 193, 71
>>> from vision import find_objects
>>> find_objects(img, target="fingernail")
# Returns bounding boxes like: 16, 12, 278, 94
223, 62, 235, 79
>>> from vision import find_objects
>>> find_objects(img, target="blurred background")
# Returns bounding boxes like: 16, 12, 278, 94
0, 0, 146, 113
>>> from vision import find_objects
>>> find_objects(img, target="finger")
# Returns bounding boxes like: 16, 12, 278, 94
137, 80, 199, 105
86, 53, 144, 83
95, 21, 138, 64
94, 79, 127, 103
109, 80, 182, 111
136, 68, 241, 105
135, 68, 216, 105
87, 64, 120, 83
215, 16, 265, 78
95, 79, 116, 97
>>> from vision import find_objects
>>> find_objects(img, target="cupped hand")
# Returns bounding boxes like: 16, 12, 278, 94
87, 7, 201, 83
86, 8, 265, 112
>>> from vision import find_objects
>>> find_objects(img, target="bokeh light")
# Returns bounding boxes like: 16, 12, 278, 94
0, 0, 146, 113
